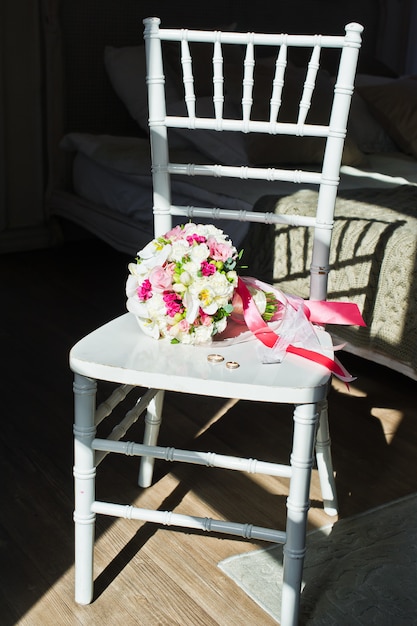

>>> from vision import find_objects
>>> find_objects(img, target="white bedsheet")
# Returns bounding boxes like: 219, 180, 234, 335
63, 132, 417, 194
58, 133, 417, 252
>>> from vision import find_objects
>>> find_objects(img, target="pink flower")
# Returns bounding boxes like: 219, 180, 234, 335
164, 225, 184, 241
177, 319, 190, 332
163, 292, 178, 302
187, 233, 207, 245
208, 237, 232, 262
199, 310, 213, 326
137, 279, 152, 301
201, 260, 217, 276
149, 265, 174, 292
163, 291, 183, 317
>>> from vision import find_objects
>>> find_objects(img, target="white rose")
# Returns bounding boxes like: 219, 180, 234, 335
182, 260, 199, 277
193, 324, 214, 344
172, 282, 186, 293
170, 240, 190, 262
177, 330, 195, 345
139, 293, 167, 325
215, 317, 228, 335
226, 270, 238, 286
201, 224, 224, 239
189, 242, 209, 264
179, 270, 192, 285
208, 271, 234, 298
187, 275, 207, 296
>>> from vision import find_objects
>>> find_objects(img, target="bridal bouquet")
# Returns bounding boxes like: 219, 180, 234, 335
126, 222, 364, 381
126, 222, 281, 345
126, 223, 265, 344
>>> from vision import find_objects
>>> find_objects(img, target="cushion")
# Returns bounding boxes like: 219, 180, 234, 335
349, 95, 396, 154
104, 45, 149, 131
104, 45, 181, 133
104, 25, 242, 130
348, 74, 397, 153
357, 77, 417, 157
105, 44, 247, 164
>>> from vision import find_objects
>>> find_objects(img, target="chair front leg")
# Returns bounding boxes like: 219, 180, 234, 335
281, 402, 318, 626
73, 373, 97, 604
138, 389, 165, 488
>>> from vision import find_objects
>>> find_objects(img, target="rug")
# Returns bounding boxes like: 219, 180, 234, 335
218, 494, 417, 625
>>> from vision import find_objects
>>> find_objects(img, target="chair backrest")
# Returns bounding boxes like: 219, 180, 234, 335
143, 17, 362, 301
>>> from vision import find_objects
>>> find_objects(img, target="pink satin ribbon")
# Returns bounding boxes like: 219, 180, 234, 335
236, 277, 365, 382
305, 300, 366, 327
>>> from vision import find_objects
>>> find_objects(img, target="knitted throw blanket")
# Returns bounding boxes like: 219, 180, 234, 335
243, 185, 417, 375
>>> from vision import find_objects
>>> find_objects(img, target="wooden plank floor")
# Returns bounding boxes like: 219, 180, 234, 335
1, 236, 416, 625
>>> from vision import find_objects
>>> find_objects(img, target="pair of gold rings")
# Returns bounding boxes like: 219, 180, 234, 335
207, 354, 240, 369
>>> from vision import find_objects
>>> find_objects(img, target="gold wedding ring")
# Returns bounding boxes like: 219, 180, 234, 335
207, 353, 224, 363
226, 361, 240, 369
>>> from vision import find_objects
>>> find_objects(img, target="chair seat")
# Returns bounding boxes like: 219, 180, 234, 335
70, 312, 332, 403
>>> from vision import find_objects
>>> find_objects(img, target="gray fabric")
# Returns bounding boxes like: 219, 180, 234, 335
219, 494, 417, 625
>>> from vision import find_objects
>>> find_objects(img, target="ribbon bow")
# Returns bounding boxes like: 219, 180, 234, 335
235, 277, 366, 383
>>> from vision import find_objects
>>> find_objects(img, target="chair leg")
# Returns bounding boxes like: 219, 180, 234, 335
281, 402, 318, 626
73, 373, 97, 605
315, 400, 338, 516
138, 390, 165, 488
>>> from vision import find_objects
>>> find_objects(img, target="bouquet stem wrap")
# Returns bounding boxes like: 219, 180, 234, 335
235, 277, 366, 383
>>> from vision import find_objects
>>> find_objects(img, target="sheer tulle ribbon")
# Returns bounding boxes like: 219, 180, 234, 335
235, 277, 366, 383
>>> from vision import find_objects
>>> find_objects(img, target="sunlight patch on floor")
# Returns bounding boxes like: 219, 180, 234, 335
331, 376, 367, 397
371, 407, 403, 443
194, 397, 239, 438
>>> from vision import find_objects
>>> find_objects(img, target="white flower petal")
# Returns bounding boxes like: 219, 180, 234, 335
183, 291, 199, 324
126, 297, 149, 317
125, 274, 138, 298
135, 316, 161, 339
